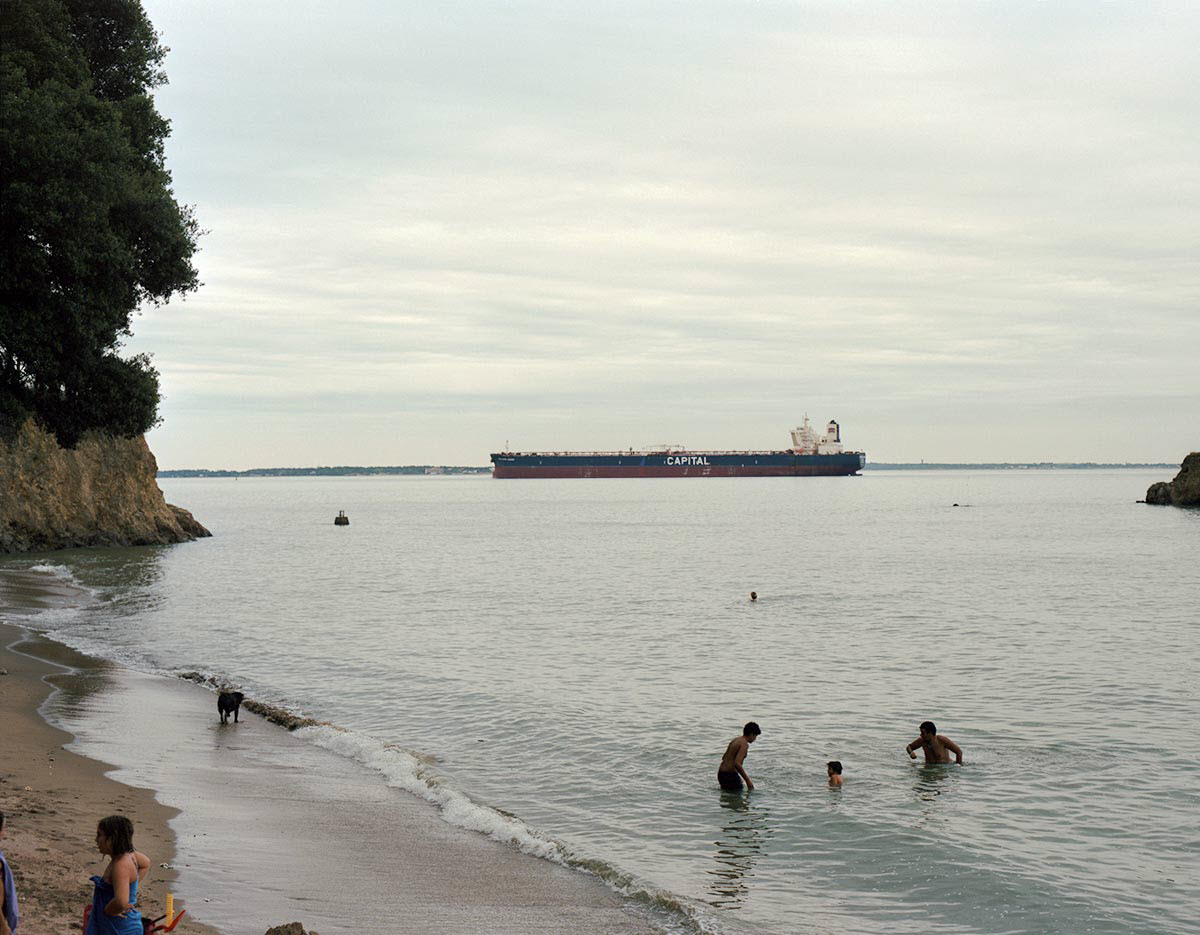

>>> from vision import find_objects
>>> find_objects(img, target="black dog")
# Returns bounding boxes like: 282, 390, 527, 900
217, 691, 245, 724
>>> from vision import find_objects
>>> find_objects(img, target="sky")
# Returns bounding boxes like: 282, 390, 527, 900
129, 1, 1199, 468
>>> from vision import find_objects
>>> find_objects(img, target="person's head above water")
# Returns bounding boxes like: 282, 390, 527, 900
743, 722, 761, 740
827, 761, 842, 775
919, 720, 937, 738
749, 591, 757, 601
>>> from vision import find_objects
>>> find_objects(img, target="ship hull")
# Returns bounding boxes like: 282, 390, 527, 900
490, 452, 865, 478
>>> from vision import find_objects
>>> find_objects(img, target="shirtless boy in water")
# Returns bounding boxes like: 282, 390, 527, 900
718, 722, 760, 790
906, 720, 963, 764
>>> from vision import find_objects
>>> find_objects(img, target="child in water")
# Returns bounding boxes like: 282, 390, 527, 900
827, 761, 844, 786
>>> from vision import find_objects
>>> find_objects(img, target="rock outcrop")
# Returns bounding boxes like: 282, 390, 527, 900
0, 418, 211, 552
1144, 452, 1200, 507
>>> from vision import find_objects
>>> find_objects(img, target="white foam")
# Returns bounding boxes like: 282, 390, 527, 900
298, 725, 570, 862
0, 577, 91, 628
295, 725, 720, 935
29, 563, 73, 575
19, 562, 103, 604
22, 605, 86, 628
40, 626, 162, 673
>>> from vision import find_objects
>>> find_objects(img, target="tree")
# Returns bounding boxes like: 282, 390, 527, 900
0, 0, 199, 445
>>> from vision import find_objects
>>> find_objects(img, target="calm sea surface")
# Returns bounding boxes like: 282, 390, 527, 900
4, 470, 1198, 934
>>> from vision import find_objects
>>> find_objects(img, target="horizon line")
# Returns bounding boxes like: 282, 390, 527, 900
158, 461, 1180, 476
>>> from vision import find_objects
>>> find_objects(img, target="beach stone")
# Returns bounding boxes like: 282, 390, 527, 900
264, 925, 310, 935
242, 698, 325, 731
1144, 452, 1200, 507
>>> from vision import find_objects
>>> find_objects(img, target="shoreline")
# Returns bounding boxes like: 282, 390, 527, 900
0, 620, 221, 935
0, 576, 674, 935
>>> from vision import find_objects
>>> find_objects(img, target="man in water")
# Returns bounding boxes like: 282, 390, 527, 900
749, 591, 757, 602
906, 720, 963, 764
827, 761, 844, 786
717, 722, 761, 791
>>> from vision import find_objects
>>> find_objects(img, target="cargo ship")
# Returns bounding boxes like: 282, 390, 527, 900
491, 416, 865, 478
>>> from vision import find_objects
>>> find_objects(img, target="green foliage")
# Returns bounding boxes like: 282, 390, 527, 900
0, 0, 199, 446
33, 351, 163, 444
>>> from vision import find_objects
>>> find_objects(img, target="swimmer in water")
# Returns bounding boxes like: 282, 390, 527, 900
717, 722, 760, 791
906, 720, 963, 764
749, 591, 757, 601
827, 760, 843, 785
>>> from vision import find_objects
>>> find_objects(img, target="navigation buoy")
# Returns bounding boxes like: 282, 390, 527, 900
334, 510, 349, 526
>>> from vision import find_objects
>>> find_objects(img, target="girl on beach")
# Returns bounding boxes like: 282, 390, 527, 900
85, 816, 149, 935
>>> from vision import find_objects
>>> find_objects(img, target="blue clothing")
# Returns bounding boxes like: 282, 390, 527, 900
84, 872, 141, 935
0, 848, 17, 933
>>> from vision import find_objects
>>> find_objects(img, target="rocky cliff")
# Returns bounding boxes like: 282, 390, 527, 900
1144, 452, 1200, 507
0, 419, 210, 553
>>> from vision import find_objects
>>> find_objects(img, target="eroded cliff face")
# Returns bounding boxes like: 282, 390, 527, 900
1145, 452, 1200, 507
0, 419, 210, 553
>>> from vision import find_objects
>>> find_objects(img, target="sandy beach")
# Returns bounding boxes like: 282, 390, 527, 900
0, 620, 221, 935
1, 570, 669, 935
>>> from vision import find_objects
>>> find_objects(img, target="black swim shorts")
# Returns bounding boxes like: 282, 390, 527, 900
717, 770, 743, 791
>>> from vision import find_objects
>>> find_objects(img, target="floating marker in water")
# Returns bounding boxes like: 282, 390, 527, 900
334, 510, 349, 526
166, 893, 174, 925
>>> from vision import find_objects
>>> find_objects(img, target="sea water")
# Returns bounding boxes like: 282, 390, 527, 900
2, 470, 1197, 934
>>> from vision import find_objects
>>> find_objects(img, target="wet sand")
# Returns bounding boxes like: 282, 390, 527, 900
40, 659, 669, 935
2, 573, 668, 935
0, 621, 220, 935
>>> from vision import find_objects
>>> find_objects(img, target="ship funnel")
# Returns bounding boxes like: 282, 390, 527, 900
816, 418, 844, 454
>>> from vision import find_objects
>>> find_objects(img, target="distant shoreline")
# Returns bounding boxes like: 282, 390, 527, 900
158, 463, 1174, 478
865, 462, 1174, 470
158, 465, 493, 477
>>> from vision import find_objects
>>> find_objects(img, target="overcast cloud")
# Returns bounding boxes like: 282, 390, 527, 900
129, 1, 1199, 467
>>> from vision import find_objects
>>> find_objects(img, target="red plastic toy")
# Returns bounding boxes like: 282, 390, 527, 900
81, 903, 187, 933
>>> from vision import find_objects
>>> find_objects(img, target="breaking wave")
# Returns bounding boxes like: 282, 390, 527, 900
0, 563, 100, 625
170, 671, 725, 934
297, 724, 725, 934
1, 587, 726, 935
